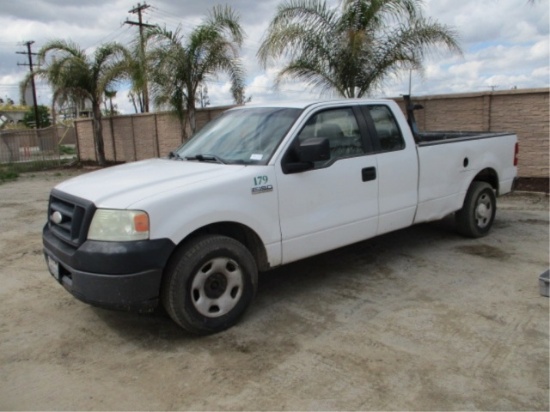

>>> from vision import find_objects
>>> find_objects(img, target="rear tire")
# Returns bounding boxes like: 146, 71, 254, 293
455, 181, 496, 238
162, 235, 258, 334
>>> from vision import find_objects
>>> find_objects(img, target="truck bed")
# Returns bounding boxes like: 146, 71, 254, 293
416, 131, 512, 145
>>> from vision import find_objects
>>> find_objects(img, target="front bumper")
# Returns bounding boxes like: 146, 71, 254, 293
43, 224, 176, 312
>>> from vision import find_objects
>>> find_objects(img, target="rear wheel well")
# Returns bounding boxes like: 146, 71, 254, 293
473, 168, 499, 195
173, 222, 270, 272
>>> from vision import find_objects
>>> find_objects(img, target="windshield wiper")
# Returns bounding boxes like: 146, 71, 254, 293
168, 151, 184, 161
185, 154, 226, 164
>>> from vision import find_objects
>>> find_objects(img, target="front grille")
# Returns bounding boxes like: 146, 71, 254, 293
48, 189, 95, 247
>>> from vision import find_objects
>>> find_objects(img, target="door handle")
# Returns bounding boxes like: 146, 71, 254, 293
362, 167, 376, 182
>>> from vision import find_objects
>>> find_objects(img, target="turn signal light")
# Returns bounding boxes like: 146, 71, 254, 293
134, 213, 149, 232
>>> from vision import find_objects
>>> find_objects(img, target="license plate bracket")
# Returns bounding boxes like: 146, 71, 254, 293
46, 255, 60, 280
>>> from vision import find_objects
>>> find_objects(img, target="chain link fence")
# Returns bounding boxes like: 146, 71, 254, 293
0, 125, 77, 166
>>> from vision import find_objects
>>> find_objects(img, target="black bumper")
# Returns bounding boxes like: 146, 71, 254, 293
511, 176, 519, 192
43, 224, 176, 312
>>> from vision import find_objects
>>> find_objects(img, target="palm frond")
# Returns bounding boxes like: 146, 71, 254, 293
258, 0, 337, 66
146, 6, 245, 132
258, 0, 461, 97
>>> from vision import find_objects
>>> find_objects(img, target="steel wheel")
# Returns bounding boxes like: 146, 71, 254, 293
456, 181, 497, 238
162, 235, 258, 334
191, 257, 244, 317
474, 192, 493, 229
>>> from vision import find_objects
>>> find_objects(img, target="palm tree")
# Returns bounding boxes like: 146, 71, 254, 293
37, 40, 127, 165
258, 0, 461, 98
104, 90, 117, 115
147, 5, 245, 139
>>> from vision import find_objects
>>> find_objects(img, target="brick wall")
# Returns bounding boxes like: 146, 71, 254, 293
76, 89, 549, 177
75, 106, 232, 163
394, 88, 548, 177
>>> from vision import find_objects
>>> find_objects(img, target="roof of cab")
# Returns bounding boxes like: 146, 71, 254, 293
228, 98, 393, 110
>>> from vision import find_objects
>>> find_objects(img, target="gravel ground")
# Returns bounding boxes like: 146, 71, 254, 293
0, 170, 548, 411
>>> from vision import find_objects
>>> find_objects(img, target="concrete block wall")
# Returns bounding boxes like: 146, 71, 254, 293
76, 90, 548, 177
76, 120, 95, 161
490, 91, 549, 178
397, 88, 548, 177
156, 113, 185, 156
75, 107, 231, 164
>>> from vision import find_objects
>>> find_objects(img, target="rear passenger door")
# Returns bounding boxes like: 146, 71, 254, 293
276, 106, 379, 264
360, 105, 418, 235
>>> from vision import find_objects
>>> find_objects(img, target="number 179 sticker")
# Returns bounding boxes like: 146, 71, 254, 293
252, 175, 273, 194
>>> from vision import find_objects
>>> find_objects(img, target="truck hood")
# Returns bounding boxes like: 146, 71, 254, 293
55, 158, 245, 208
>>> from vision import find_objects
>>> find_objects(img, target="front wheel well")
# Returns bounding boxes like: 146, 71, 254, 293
172, 222, 270, 272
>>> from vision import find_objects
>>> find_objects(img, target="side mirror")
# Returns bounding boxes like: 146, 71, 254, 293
282, 138, 330, 174
299, 138, 330, 163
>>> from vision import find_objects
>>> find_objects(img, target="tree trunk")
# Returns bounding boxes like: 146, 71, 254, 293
179, 114, 188, 143
92, 101, 106, 166
188, 96, 197, 134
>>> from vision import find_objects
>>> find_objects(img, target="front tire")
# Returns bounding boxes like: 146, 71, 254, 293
455, 181, 497, 238
162, 235, 258, 334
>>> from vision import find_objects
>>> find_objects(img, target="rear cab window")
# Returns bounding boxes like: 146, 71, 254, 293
362, 105, 406, 152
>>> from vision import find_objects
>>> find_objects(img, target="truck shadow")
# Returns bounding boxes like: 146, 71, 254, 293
91, 306, 193, 344
255, 216, 457, 306
92, 215, 460, 343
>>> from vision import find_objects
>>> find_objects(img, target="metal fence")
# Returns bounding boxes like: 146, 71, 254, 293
0, 125, 76, 164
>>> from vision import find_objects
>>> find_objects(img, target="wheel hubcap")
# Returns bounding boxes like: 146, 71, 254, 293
191, 257, 243, 317
475, 193, 493, 228
204, 273, 228, 299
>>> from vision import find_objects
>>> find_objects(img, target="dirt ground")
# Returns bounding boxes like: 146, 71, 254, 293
0, 170, 548, 411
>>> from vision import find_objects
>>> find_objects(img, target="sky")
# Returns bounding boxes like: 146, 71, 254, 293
0, 0, 548, 114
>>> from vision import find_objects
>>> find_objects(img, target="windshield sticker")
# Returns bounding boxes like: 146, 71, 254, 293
250, 154, 263, 161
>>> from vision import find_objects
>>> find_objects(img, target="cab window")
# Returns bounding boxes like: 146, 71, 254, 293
367, 105, 405, 152
296, 108, 364, 165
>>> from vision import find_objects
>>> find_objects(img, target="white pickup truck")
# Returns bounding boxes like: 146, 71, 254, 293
43, 98, 518, 334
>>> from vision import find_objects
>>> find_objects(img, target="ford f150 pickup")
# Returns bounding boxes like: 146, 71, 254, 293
43, 98, 518, 334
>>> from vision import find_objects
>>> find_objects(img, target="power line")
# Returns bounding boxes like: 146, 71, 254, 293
84, 24, 133, 51
0, 84, 50, 89
148, 6, 201, 29
126, 3, 158, 32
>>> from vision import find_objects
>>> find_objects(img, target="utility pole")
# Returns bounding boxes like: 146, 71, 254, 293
16, 40, 40, 128
125, 3, 156, 112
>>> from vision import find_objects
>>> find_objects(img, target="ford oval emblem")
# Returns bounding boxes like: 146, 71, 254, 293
51, 211, 63, 224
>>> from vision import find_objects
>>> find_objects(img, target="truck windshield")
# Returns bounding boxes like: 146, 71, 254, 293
174, 107, 303, 165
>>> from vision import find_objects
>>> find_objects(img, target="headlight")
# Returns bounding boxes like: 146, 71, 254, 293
88, 209, 149, 241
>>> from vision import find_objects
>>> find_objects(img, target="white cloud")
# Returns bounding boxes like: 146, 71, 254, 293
532, 66, 550, 78
0, 0, 548, 111
530, 38, 550, 60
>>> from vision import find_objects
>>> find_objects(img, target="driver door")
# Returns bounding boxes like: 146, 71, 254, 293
276, 107, 379, 264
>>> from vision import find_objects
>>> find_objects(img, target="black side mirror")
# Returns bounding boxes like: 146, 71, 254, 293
299, 138, 330, 162
282, 138, 330, 174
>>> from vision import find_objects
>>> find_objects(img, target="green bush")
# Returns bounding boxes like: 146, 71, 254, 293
0, 159, 76, 180
59, 145, 77, 155
22, 105, 51, 128
10, 159, 70, 173
0, 167, 19, 183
